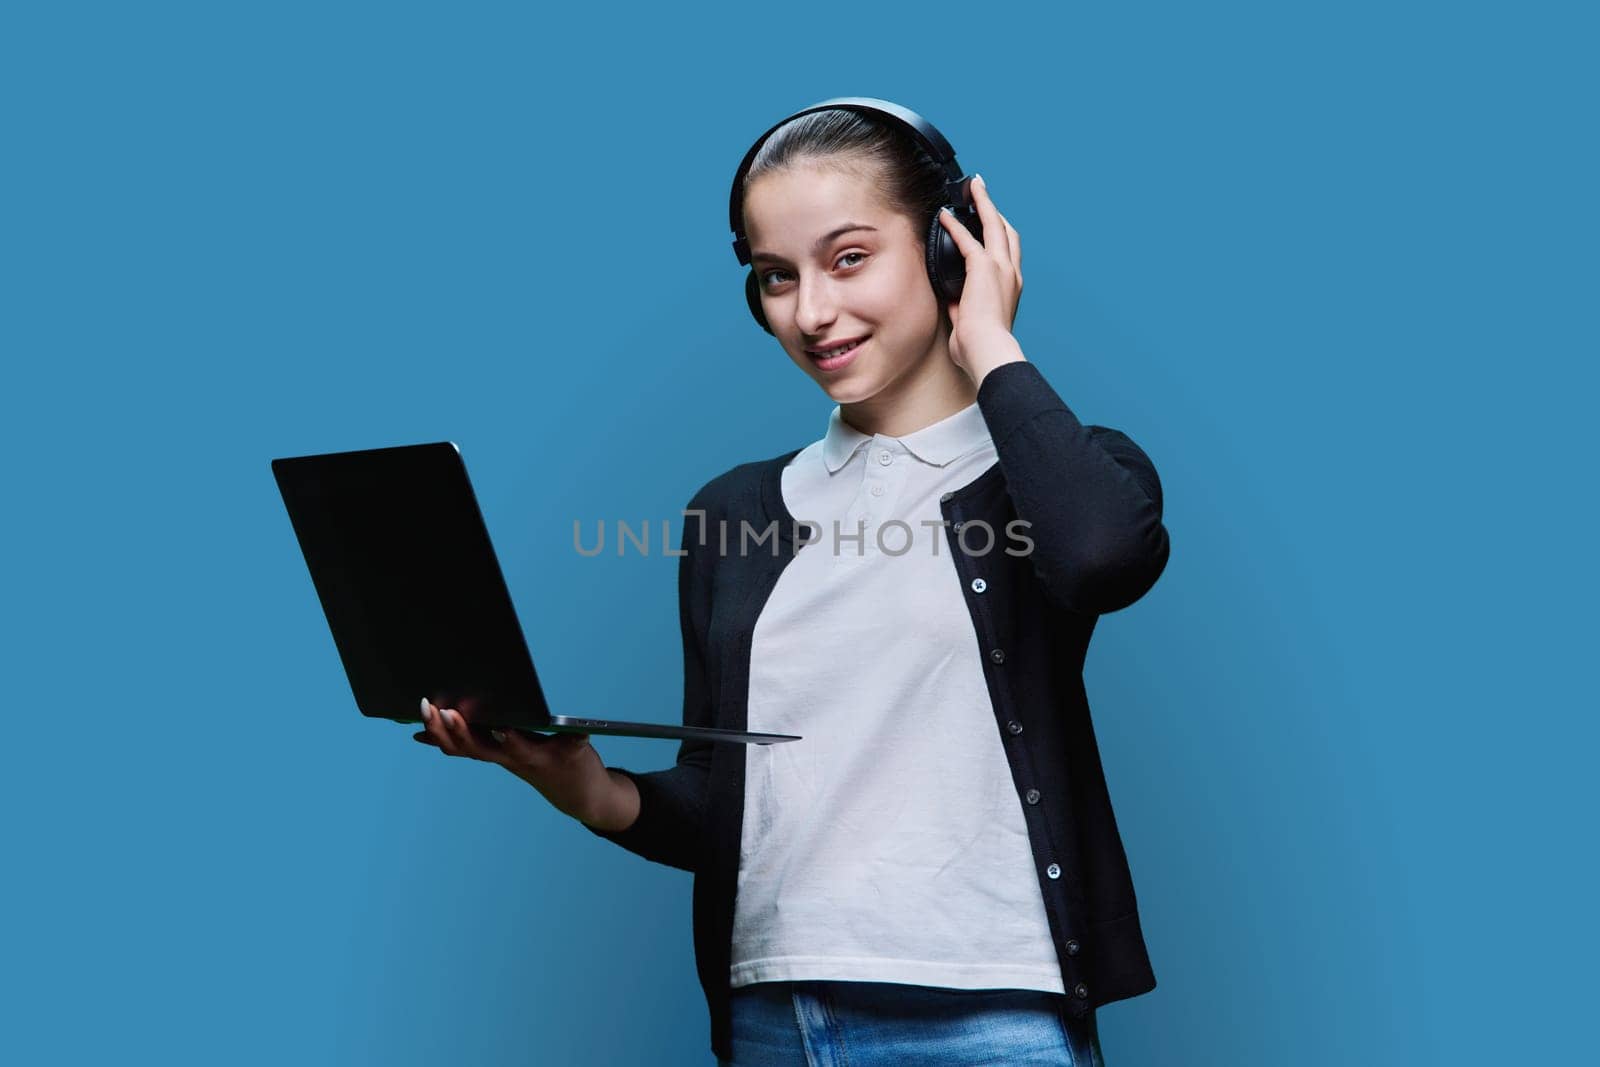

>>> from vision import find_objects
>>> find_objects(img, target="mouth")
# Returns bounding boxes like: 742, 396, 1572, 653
805, 335, 870, 372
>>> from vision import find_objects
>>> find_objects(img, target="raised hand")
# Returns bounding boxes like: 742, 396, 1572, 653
936, 173, 1025, 382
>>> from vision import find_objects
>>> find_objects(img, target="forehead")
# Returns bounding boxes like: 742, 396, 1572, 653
742, 164, 899, 248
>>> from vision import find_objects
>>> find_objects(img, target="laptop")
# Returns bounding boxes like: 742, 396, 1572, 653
271, 440, 800, 747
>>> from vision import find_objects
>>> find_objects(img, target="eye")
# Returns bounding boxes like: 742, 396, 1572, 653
759, 251, 869, 291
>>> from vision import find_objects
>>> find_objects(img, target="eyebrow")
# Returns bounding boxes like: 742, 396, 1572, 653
749, 223, 879, 265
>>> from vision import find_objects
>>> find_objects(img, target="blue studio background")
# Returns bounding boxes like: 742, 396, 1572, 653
3, 1, 1593, 1064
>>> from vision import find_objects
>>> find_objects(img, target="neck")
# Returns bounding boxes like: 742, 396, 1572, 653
838, 335, 977, 438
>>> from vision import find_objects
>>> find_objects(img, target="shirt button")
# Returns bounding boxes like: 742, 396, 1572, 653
970, 577, 987, 593
871, 485, 885, 497
1074, 982, 1089, 999
1007, 720, 1023, 735
989, 648, 1005, 664
1046, 862, 1061, 879
1025, 788, 1040, 804
878, 450, 893, 465
1065, 939, 1081, 957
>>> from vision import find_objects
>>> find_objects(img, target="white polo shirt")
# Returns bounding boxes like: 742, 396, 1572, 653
728, 399, 1065, 993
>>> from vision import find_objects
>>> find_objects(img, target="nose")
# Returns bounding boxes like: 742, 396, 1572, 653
791, 273, 838, 337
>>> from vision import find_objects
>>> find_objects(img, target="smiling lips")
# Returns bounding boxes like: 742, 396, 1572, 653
806, 335, 869, 372
806, 334, 869, 357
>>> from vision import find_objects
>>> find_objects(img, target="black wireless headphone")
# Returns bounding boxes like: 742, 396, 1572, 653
728, 97, 984, 335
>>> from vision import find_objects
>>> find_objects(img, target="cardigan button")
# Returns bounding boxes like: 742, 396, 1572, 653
1066, 939, 1081, 956
1007, 720, 1023, 735
1046, 862, 1061, 879
1025, 788, 1040, 804
1074, 982, 1089, 999
989, 648, 1006, 664
970, 577, 987, 593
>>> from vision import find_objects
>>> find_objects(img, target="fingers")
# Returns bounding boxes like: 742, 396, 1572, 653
423, 697, 492, 762
439, 704, 494, 761
969, 175, 1013, 266
417, 696, 585, 769
939, 175, 1016, 275
998, 210, 1021, 275
997, 209, 1022, 308
420, 697, 455, 753
938, 204, 978, 257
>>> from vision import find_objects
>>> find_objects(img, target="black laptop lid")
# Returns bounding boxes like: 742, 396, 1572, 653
272, 441, 553, 729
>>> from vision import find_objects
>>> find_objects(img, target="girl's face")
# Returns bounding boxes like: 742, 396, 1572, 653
743, 162, 948, 407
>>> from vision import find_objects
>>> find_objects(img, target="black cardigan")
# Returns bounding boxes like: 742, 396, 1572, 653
584, 359, 1171, 1061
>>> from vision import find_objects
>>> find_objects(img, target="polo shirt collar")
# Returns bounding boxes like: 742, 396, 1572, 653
820, 399, 990, 474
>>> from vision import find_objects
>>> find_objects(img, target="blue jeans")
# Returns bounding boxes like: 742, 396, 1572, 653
717, 980, 1106, 1066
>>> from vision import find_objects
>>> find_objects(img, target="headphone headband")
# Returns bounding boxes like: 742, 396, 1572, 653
728, 97, 967, 265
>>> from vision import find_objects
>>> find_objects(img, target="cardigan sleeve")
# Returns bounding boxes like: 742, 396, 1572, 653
975, 359, 1171, 616
579, 488, 717, 873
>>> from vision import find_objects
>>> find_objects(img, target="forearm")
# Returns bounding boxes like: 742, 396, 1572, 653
577, 767, 640, 833
973, 353, 1170, 614
577, 760, 709, 873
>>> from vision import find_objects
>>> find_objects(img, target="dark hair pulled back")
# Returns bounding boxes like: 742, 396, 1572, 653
740, 108, 949, 250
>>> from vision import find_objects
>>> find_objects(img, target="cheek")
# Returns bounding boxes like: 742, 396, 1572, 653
874, 271, 941, 344
864, 263, 926, 311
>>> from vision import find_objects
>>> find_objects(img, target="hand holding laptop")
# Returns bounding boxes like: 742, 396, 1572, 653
414, 696, 620, 826
271, 441, 800, 748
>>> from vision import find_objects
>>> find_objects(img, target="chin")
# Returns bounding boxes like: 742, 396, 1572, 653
822, 380, 876, 404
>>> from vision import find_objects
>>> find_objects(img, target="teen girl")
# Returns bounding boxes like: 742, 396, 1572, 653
417, 98, 1170, 1066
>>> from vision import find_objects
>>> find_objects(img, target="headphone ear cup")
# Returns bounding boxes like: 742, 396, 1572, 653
745, 271, 773, 334
926, 204, 983, 305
